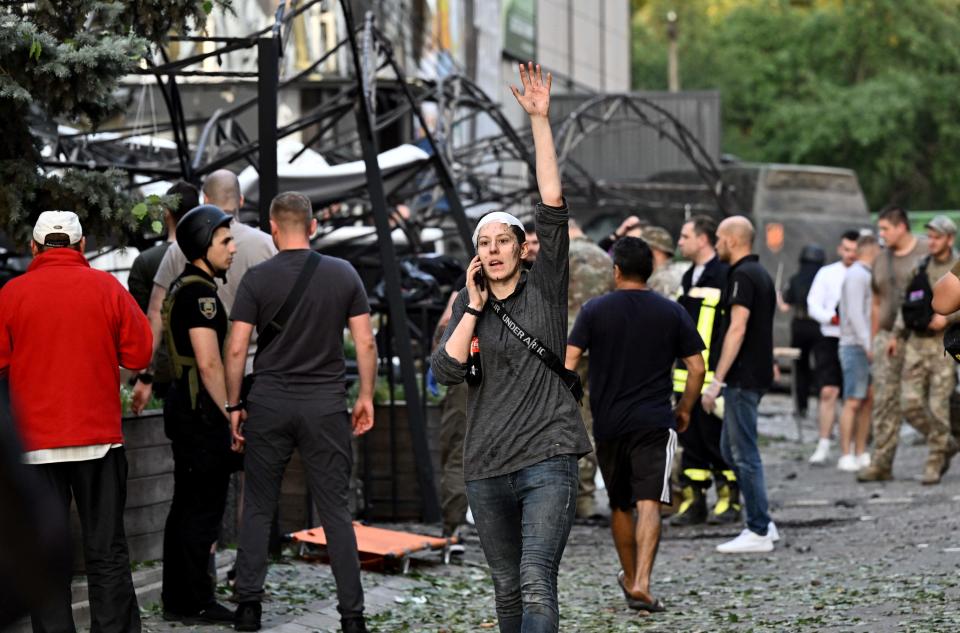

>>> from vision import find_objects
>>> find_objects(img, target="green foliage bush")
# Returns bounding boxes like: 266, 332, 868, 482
0, 1, 230, 243
632, 0, 960, 209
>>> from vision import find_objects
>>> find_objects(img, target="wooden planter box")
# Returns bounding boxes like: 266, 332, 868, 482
357, 402, 442, 521
70, 411, 172, 571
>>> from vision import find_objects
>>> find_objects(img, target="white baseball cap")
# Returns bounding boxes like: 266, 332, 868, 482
472, 211, 526, 247
33, 211, 83, 246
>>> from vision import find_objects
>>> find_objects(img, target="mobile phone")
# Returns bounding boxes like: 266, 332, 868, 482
474, 270, 485, 291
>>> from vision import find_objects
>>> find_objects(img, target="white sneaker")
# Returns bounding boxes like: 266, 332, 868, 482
716, 528, 774, 553
837, 454, 859, 472
808, 438, 831, 465
857, 452, 871, 469
768, 521, 780, 542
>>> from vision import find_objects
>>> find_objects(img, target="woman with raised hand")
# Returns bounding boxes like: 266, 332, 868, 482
432, 62, 591, 633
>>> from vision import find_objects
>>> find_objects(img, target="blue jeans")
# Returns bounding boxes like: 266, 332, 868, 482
465, 454, 578, 633
720, 387, 771, 535
839, 344, 870, 400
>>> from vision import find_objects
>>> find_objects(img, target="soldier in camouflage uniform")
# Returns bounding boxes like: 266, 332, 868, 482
568, 218, 615, 518
889, 216, 960, 484
859, 206, 927, 482
433, 285, 469, 539
644, 226, 686, 299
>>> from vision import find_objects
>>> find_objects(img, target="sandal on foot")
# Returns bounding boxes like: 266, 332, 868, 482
617, 570, 666, 612
627, 597, 665, 613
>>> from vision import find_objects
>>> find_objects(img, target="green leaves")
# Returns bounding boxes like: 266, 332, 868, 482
0, 2, 234, 243
131, 202, 148, 221
632, 0, 960, 209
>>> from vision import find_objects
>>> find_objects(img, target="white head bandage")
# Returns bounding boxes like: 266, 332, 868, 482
472, 211, 526, 248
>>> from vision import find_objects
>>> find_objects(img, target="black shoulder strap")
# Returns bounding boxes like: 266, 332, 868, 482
488, 300, 583, 403
257, 251, 322, 355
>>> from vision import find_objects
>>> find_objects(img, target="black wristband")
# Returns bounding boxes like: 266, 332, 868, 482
464, 305, 483, 317
225, 401, 245, 413
136, 372, 154, 385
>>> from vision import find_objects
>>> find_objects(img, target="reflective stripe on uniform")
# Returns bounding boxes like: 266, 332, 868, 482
674, 291, 720, 394
682, 468, 712, 482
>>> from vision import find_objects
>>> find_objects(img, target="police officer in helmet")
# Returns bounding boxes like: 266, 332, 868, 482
160, 204, 238, 623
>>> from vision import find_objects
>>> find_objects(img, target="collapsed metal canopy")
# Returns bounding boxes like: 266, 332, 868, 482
33, 0, 734, 522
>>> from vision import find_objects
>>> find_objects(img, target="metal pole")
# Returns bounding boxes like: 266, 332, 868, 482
339, 1, 441, 523
667, 11, 680, 93
258, 37, 279, 232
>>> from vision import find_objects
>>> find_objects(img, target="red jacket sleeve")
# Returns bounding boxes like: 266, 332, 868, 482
116, 284, 153, 370
0, 288, 10, 379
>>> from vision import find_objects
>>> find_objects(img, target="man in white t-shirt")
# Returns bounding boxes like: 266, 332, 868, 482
806, 230, 859, 464
131, 170, 277, 413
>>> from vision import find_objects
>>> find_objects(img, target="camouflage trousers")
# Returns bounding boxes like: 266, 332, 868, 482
871, 330, 956, 471
440, 381, 468, 532
576, 356, 598, 516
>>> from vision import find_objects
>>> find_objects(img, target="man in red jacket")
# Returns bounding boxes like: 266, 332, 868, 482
0, 211, 152, 633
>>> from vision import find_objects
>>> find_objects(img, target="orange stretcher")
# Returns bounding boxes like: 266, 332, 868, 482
289, 522, 461, 573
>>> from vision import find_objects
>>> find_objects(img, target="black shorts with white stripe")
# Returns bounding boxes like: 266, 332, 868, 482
597, 427, 677, 511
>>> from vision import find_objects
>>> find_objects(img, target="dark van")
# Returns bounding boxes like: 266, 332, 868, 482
723, 163, 871, 347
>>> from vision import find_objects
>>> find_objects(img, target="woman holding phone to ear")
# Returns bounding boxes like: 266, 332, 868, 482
432, 63, 592, 633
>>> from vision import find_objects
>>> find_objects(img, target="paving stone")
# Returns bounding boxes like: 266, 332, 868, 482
132, 394, 960, 632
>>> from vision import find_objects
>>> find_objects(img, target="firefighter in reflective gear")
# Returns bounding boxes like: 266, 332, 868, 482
671, 216, 741, 526
160, 205, 238, 624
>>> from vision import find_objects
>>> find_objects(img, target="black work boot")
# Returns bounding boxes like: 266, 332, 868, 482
669, 485, 707, 526
341, 616, 369, 633
234, 601, 262, 632
707, 479, 742, 524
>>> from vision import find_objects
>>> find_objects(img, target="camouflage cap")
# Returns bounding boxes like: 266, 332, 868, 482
641, 226, 675, 255
925, 215, 957, 236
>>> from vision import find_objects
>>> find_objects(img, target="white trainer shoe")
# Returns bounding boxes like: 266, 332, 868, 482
808, 438, 831, 465
857, 452, 871, 469
837, 454, 859, 472
716, 528, 774, 553
768, 521, 780, 542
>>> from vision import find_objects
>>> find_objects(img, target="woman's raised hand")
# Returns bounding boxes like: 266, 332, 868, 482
510, 62, 552, 119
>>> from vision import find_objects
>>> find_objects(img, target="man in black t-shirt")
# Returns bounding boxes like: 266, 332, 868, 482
702, 216, 778, 554
160, 205, 237, 624
224, 192, 377, 633
566, 237, 705, 613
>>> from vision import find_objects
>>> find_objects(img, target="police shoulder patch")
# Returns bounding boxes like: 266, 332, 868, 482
198, 297, 217, 320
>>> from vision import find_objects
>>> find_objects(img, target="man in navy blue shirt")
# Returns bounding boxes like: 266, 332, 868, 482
566, 237, 705, 613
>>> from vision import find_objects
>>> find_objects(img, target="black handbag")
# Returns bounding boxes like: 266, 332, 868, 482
944, 322, 960, 364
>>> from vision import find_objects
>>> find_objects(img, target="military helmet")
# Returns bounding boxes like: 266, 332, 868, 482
799, 244, 826, 265
176, 204, 233, 262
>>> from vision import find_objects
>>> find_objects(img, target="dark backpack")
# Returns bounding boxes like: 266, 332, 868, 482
901, 256, 934, 332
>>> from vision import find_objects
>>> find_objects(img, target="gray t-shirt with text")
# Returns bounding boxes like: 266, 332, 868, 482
432, 202, 593, 481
